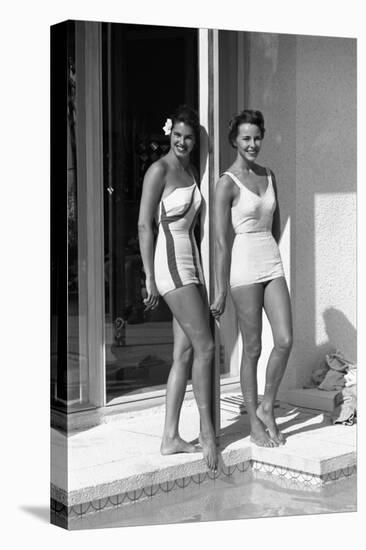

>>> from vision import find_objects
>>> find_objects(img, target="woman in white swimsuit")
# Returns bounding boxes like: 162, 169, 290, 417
138, 105, 217, 470
211, 109, 293, 447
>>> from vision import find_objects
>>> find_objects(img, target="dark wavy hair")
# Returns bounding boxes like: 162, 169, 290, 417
228, 109, 265, 148
170, 104, 200, 142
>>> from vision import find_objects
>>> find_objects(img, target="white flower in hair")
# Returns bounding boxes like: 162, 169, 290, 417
162, 118, 173, 136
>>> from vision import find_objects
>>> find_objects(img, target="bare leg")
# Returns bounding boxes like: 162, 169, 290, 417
164, 284, 218, 470
256, 277, 293, 445
231, 284, 276, 447
160, 317, 197, 455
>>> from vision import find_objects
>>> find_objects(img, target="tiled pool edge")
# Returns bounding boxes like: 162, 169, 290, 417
251, 460, 356, 485
50, 457, 357, 527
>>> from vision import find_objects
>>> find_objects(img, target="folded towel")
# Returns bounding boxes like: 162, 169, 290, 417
318, 351, 356, 391
308, 359, 329, 387
318, 368, 345, 391
304, 351, 356, 391
326, 351, 354, 372
344, 367, 357, 387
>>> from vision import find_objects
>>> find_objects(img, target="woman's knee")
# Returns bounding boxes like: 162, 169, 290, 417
173, 345, 193, 369
243, 341, 262, 362
194, 338, 215, 363
274, 332, 293, 354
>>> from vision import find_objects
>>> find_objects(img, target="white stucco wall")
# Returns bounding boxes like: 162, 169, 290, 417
218, 31, 357, 393
314, 194, 356, 359
289, 35, 357, 389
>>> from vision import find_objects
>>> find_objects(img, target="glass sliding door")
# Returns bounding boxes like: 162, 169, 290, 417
51, 21, 106, 416
51, 21, 91, 413
51, 21, 224, 415
102, 23, 199, 404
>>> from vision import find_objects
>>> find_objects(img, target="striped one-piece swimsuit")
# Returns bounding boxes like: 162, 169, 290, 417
154, 182, 205, 296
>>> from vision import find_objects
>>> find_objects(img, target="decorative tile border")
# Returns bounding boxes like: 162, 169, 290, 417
321, 464, 356, 483
50, 459, 356, 525
252, 459, 323, 486
251, 460, 357, 489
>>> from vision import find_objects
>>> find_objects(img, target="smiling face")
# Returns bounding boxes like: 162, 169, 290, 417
234, 123, 263, 162
170, 121, 195, 159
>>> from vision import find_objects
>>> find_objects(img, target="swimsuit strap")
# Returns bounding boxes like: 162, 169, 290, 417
221, 171, 243, 189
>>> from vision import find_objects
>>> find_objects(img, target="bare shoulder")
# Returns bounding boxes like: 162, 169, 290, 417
215, 173, 237, 204
143, 158, 167, 194
144, 158, 167, 181
217, 172, 236, 193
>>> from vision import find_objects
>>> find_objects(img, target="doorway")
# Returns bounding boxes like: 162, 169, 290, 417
102, 23, 199, 403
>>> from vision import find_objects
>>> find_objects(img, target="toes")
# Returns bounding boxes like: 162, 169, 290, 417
278, 434, 286, 445
271, 431, 285, 446
205, 455, 213, 470
204, 449, 218, 470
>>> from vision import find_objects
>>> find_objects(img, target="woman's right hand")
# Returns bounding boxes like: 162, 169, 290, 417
210, 293, 227, 319
143, 278, 160, 311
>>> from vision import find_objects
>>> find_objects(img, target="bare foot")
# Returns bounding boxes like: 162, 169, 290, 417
256, 403, 286, 445
160, 435, 197, 455
250, 419, 278, 447
198, 432, 218, 470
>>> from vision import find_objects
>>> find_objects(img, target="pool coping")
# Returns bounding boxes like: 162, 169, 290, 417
51, 437, 357, 516
51, 456, 357, 527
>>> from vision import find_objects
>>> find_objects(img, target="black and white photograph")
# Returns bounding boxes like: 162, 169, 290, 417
2, 0, 363, 546
50, 16, 357, 530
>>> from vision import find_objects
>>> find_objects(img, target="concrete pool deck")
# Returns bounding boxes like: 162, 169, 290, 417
51, 389, 357, 511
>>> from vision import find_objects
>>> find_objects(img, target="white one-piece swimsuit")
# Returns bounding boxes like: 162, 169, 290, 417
224, 169, 285, 288
154, 182, 205, 296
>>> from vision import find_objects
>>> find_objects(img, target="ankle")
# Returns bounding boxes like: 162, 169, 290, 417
250, 416, 265, 428
200, 424, 215, 437
258, 401, 273, 414
162, 431, 179, 441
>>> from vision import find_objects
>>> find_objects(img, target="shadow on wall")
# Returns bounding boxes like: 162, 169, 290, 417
322, 307, 357, 364
297, 307, 357, 389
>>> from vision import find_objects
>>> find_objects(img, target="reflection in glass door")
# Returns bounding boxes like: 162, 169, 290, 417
102, 23, 198, 403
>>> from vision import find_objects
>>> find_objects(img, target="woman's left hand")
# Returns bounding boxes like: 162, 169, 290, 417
210, 294, 227, 319
143, 278, 160, 311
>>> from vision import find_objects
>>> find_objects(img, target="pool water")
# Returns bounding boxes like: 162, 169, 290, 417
68, 469, 357, 530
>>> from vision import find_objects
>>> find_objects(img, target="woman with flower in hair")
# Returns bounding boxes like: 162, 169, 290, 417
211, 109, 293, 447
138, 105, 217, 470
